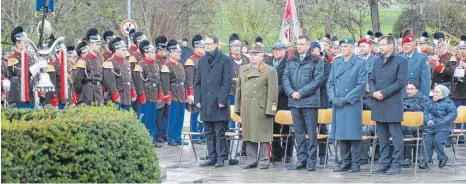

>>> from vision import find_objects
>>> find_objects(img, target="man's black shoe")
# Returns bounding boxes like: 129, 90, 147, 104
287, 162, 306, 170
401, 158, 412, 168
307, 163, 316, 171
439, 156, 448, 168
154, 143, 162, 148
347, 165, 360, 173
215, 161, 224, 168
360, 159, 369, 165
155, 137, 165, 143
243, 163, 257, 169
200, 159, 216, 167
176, 141, 189, 146
236, 151, 247, 157
372, 165, 390, 173
167, 142, 178, 146
333, 164, 351, 172
419, 160, 428, 169
385, 167, 401, 175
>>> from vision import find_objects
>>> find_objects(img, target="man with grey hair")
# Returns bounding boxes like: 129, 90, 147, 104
266, 41, 293, 163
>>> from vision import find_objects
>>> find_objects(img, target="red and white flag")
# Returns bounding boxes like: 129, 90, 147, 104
279, 0, 302, 47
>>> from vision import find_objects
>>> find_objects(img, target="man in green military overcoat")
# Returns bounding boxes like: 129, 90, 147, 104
234, 43, 278, 169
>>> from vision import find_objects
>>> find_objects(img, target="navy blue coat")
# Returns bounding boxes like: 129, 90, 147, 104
327, 54, 367, 140
403, 92, 429, 112
265, 55, 290, 110
424, 97, 457, 133
369, 53, 408, 122
283, 51, 324, 108
194, 48, 233, 122
400, 50, 431, 97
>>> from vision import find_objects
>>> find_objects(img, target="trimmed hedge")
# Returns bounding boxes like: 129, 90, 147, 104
1, 105, 160, 183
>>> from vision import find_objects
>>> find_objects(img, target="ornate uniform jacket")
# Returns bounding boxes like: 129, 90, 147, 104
102, 55, 135, 105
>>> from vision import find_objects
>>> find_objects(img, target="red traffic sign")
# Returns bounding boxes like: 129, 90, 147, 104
120, 19, 137, 36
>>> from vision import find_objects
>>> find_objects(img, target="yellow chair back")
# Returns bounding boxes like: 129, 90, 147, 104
362, 110, 376, 126
402, 112, 424, 127
454, 106, 466, 124
318, 109, 332, 125
275, 110, 293, 126
230, 105, 242, 123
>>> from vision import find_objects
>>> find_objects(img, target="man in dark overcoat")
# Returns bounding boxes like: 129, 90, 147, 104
195, 34, 233, 168
369, 35, 408, 175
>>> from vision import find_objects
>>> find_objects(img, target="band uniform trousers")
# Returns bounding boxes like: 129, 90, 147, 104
117, 103, 131, 111
168, 101, 186, 143
156, 104, 170, 140
141, 102, 158, 144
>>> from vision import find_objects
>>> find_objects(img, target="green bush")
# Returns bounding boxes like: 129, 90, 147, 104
1, 105, 160, 183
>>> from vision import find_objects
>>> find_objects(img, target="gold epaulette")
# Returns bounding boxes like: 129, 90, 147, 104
185, 59, 194, 66
70, 64, 77, 70
76, 59, 86, 68
161, 65, 169, 73
102, 61, 114, 69
7, 58, 19, 66
134, 64, 142, 72
45, 65, 55, 72
128, 56, 137, 63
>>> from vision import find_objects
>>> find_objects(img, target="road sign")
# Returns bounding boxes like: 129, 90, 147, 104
36, 0, 55, 12
120, 19, 137, 36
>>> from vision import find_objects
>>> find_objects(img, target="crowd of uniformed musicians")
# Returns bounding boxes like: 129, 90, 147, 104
2, 26, 466, 174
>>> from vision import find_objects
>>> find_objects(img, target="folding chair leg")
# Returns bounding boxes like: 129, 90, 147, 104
256, 143, 261, 166
453, 134, 460, 168
334, 140, 339, 166
422, 139, 430, 169
283, 135, 291, 167
189, 135, 198, 161
370, 138, 377, 174
179, 134, 187, 163
324, 137, 330, 171
415, 138, 419, 174
233, 138, 240, 160
239, 140, 243, 166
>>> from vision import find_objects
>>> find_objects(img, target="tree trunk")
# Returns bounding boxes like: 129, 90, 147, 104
369, 0, 381, 33
324, 17, 331, 36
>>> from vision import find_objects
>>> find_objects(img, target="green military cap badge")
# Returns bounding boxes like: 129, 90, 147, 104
340, 37, 355, 45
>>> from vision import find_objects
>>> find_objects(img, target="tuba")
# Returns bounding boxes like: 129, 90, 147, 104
25, 36, 68, 107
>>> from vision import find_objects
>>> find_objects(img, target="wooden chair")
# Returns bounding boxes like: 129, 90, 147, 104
316, 109, 333, 171
451, 106, 466, 168
179, 114, 203, 163
361, 111, 379, 173
227, 105, 242, 164
401, 111, 424, 174
274, 110, 293, 166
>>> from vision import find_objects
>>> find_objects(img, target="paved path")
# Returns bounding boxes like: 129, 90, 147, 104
157, 139, 466, 183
